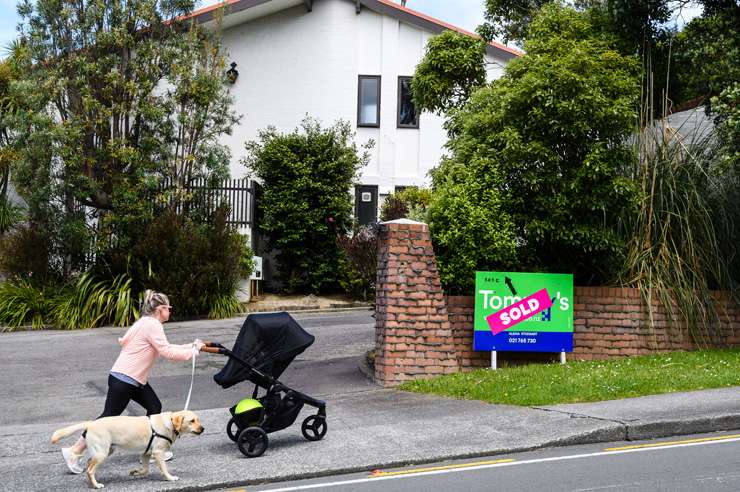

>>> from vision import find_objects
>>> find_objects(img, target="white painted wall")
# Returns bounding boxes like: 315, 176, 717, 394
218, 0, 510, 193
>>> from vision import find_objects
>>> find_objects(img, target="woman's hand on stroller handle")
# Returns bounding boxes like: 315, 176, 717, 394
200, 346, 223, 354
198, 341, 227, 354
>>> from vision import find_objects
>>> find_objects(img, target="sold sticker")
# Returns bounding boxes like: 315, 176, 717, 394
486, 288, 552, 336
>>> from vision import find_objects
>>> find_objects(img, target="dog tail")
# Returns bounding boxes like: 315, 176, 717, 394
51, 422, 90, 444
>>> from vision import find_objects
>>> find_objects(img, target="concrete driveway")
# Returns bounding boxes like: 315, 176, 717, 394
0, 311, 377, 425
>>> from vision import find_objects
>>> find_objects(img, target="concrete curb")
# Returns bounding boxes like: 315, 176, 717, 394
243, 305, 373, 315
624, 414, 740, 440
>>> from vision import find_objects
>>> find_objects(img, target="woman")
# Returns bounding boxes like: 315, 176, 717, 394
62, 290, 205, 473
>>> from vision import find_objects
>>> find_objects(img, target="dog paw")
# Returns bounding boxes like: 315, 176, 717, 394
129, 468, 147, 476
165, 475, 179, 481
92, 483, 104, 489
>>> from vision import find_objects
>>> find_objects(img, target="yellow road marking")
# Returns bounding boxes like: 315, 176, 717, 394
605, 433, 740, 451
369, 459, 515, 477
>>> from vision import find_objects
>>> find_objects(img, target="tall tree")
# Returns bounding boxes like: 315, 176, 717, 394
411, 30, 487, 115
9, 0, 239, 262
672, 11, 740, 106
428, 5, 641, 290
0, 61, 13, 207
477, 0, 554, 46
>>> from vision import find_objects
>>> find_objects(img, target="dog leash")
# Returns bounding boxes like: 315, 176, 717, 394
183, 342, 199, 411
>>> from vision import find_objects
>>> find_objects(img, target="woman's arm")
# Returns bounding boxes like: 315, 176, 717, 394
147, 324, 195, 361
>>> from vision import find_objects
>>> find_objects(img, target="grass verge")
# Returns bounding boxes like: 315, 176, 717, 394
398, 349, 740, 406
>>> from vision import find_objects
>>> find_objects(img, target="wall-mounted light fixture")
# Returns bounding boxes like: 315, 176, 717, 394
226, 62, 239, 84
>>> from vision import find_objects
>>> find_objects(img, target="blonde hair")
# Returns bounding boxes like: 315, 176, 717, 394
141, 290, 170, 316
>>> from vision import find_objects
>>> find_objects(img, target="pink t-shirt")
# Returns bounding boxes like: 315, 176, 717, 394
110, 316, 194, 385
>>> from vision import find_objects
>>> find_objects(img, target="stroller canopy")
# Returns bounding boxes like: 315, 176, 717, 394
214, 311, 315, 389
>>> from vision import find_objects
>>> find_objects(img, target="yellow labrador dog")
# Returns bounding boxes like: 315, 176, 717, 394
51, 410, 204, 489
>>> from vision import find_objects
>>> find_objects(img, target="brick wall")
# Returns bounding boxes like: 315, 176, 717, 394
447, 287, 740, 369
374, 220, 460, 387
375, 221, 740, 381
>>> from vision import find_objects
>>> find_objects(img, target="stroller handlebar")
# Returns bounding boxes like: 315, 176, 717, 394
200, 346, 226, 354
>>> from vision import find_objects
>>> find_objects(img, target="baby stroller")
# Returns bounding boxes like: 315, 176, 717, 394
201, 312, 327, 457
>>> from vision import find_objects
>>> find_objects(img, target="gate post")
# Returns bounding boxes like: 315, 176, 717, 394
374, 219, 459, 387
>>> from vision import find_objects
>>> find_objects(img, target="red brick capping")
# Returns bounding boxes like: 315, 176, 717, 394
375, 221, 740, 382
374, 220, 460, 387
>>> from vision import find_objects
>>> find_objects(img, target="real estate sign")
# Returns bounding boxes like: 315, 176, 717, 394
474, 272, 574, 352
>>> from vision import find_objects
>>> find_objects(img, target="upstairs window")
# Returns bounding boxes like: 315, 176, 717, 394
397, 76, 419, 128
358, 75, 381, 127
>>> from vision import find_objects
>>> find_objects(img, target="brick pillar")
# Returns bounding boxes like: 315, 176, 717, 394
374, 219, 460, 387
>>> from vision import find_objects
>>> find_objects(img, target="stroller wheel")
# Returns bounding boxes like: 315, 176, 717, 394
226, 417, 241, 443
237, 427, 269, 458
301, 415, 327, 441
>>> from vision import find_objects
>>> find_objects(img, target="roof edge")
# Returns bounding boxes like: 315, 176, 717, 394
187, 0, 523, 60
186, 0, 272, 24
359, 0, 522, 60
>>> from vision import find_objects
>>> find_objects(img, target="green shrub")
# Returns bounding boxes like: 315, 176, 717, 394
127, 206, 252, 317
711, 83, 740, 174
337, 224, 379, 301
427, 162, 517, 294
243, 117, 371, 294
380, 188, 433, 222
0, 279, 51, 330
0, 224, 57, 285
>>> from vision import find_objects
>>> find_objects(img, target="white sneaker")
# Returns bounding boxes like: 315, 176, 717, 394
62, 447, 85, 474
147, 450, 173, 463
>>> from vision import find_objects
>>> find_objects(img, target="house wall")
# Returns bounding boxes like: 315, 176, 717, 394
218, 0, 508, 195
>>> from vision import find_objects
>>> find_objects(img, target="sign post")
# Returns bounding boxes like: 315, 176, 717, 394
474, 272, 573, 364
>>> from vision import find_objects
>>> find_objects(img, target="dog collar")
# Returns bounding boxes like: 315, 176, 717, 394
144, 416, 175, 455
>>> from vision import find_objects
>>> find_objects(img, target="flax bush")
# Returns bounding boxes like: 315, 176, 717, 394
0, 279, 50, 330
52, 271, 139, 330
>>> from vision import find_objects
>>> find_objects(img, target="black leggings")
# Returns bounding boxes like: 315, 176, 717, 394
98, 374, 162, 418
83, 374, 161, 439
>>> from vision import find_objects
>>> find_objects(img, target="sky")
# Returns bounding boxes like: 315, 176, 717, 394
0, 0, 702, 54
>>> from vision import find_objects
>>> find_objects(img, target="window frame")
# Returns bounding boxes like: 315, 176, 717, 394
357, 75, 381, 128
396, 76, 419, 129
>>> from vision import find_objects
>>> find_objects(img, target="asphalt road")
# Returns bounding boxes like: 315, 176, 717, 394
0, 310, 376, 425
238, 431, 740, 492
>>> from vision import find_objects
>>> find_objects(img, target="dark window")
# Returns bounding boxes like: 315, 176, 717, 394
357, 75, 381, 127
397, 76, 419, 128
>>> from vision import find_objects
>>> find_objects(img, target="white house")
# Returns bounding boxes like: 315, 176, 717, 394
191, 0, 520, 224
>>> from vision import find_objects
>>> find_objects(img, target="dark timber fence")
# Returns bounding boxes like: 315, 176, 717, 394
159, 177, 257, 227
80, 177, 258, 268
